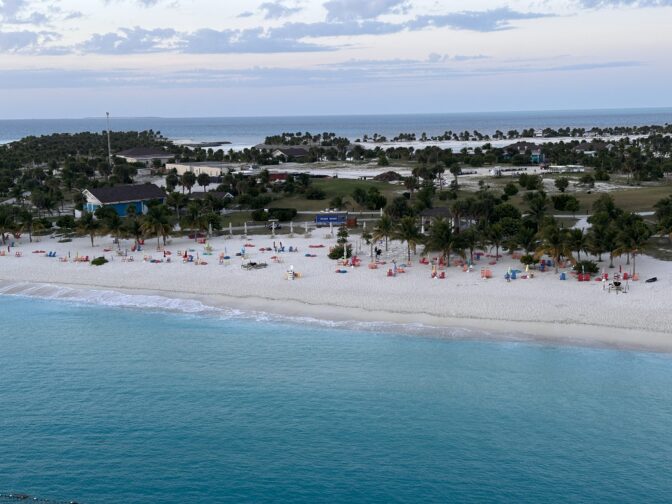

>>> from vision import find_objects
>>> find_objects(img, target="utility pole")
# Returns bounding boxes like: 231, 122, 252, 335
106, 112, 113, 177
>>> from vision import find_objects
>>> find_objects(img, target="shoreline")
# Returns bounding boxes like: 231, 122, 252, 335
0, 232, 670, 353
2, 277, 671, 354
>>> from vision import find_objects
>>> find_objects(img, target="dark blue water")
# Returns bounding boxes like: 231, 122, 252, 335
1, 108, 671, 147
1, 294, 672, 503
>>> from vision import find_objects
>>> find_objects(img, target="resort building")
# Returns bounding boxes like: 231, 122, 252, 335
116, 147, 174, 165
166, 162, 231, 178
83, 183, 166, 216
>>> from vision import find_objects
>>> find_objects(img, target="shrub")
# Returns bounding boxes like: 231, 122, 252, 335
305, 187, 327, 200
579, 174, 595, 188
594, 170, 610, 182
520, 254, 539, 266
268, 208, 298, 222
573, 260, 599, 274
251, 209, 269, 221
328, 243, 352, 260
91, 256, 108, 266
518, 173, 543, 190
56, 215, 76, 229
503, 182, 519, 197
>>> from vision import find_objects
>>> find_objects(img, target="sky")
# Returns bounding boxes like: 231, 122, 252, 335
0, 0, 670, 118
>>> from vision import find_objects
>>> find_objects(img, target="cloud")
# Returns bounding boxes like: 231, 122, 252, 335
577, 0, 672, 6
407, 7, 553, 32
259, 1, 302, 19
0, 58, 641, 90
323, 0, 410, 21
3, 5, 555, 55
181, 27, 327, 53
0, 30, 57, 51
78, 27, 179, 54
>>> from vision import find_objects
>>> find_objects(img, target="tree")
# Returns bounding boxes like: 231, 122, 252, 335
181, 202, 202, 239
536, 220, 572, 273
615, 215, 651, 275
19, 208, 35, 243
77, 212, 101, 247
424, 218, 454, 265
488, 224, 504, 262
654, 195, 672, 240
166, 192, 186, 220
373, 214, 394, 251
524, 191, 548, 231
124, 217, 144, 246
197, 173, 211, 192
165, 171, 179, 192
555, 177, 570, 193
394, 216, 421, 262
182, 171, 197, 194
142, 205, 173, 248
568, 228, 587, 261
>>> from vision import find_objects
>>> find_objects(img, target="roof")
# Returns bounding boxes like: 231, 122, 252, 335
273, 147, 311, 157
506, 141, 538, 152
187, 191, 234, 200
86, 184, 166, 204
420, 207, 452, 218
116, 147, 171, 158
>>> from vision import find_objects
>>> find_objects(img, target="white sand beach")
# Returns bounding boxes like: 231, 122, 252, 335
0, 231, 670, 351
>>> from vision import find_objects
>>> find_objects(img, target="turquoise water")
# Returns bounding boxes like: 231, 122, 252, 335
2, 294, 672, 503
1, 108, 671, 145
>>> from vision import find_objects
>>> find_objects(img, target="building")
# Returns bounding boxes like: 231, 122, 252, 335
187, 191, 234, 202
505, 141, 545, 164
166, 162, 231, 178
272, 147, 311, 162
116, 147, 174, 165
83, 184, 166, 216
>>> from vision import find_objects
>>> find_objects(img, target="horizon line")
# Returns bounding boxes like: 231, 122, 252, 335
2, 105, 672, 122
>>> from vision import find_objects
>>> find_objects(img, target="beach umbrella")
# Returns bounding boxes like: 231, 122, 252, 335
329, 222, 333, 235
290, 221, 294, 234
229, 222, 233, 236
244, 222, 248, 236
363, 221, 367, 230
271, 221, 276, 237
304, 221, 308, 233
208, 222, 213, 237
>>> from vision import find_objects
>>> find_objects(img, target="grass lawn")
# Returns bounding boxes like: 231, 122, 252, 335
644, 236, 672, 261
269, 178, 403, 212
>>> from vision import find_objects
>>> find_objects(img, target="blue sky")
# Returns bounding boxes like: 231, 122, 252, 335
0, 0, 670, 118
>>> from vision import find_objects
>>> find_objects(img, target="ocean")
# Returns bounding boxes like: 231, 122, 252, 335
1, 108, 671, 148
1, 293, 672, 503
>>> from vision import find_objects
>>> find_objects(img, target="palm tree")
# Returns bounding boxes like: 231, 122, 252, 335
19, 209, 35, 243
166, 192, 186, 220
488, 224, 504, 262
124, 217, 144, 247
524, 191, 548, 231
141, 205, 173, 249
197, 173, 211, 192
181, 171, 196, 194
181, 202, 201, 240
568, 228, 588, 261
615, 218, 651, 275
515, 225, 538, 255
395, 216, 421, 262
77, 212, 101, 247
372, 214, 394, 251
535, 220, 572, 273
424, 218, 454, 265
105, 212, 124, 245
